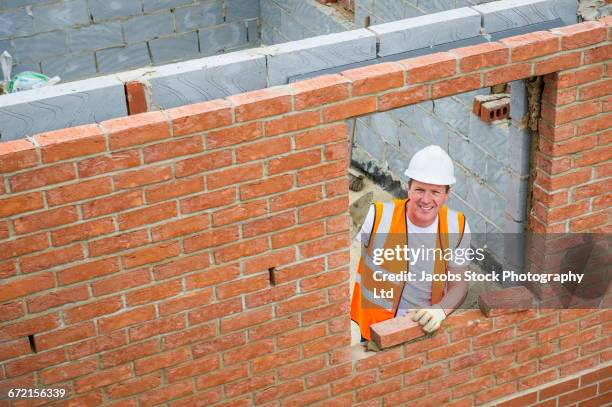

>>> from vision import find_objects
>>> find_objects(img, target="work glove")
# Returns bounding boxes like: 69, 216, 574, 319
412, 305, 446, 333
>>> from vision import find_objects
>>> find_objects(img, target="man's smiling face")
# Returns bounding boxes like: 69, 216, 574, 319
406, 180, 449, 227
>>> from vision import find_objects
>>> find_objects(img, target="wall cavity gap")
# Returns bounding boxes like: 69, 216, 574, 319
525, 76, 545, 228
28, 334, 37, 353
268, 268, 277, 286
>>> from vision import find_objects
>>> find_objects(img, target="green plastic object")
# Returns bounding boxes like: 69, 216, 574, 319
8, 71, 60, 93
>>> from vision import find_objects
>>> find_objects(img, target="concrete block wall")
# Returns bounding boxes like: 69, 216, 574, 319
0, 0, 260, 82
0, 19, 611, 405
0, 74, 127, 141
355, 0, 497, 26
0, 49, 269, 141
260, 0, 353, 45
369, 7, 483, 57
266, 28, 377, 86
353, 0, 578, 27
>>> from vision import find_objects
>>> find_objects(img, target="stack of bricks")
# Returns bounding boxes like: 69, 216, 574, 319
0, 17, 610, 406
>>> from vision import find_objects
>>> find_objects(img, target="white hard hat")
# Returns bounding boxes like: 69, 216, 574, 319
404, 145, 456, 185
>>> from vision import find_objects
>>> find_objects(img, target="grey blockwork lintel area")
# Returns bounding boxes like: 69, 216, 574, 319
0, 0, 577, 141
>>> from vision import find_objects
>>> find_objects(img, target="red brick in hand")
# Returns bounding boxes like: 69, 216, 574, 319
370, 313, 425, 349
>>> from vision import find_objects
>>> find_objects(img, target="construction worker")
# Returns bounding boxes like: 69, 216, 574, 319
350, 145, 470, 340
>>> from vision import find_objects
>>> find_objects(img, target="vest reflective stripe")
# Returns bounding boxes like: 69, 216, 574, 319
369, 202, 394, 250
445, 208, 465, 251
350, 200, 466, 341
361, 285, 393, 311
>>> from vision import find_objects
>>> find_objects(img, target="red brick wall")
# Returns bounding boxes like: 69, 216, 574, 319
0, 18, 610, 407
532, 22, 612, 233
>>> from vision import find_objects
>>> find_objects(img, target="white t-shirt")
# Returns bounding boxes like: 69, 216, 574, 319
356, 205, 471, 313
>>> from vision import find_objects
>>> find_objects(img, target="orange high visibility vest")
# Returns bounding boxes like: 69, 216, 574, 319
350, 199, 466, 341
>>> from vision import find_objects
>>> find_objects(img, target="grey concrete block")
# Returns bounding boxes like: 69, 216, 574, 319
404, 3, 424, 18
150, 31, 199, 64
175, 2, 223, 32
451, 163, 469, 200
97, 43, 150, 73
33, 0, 89, 32
505, 172, 528, 221
90, 0, 142, 22
600, 4, 612, 18
12, 61, 41, 75
398, 126, 427, 159
503, 214, 525, 234
0, 9, 33, 38
268, 0, 302, 13
418, 0, 454, 13
387, 145, 412, 184
355, 119, 385, 162
417, 100, 433, 113
261, 0, 282, 28
456, 0, 474, 7
450, 196, 486, 236
508, 125, 531, 176
272, 28, 291, 45
375, 0, 407, 22
290, 0, 350, 34
486, 155, 506, 195
149, 51, 266, 109
510, 80, 527, 120
0, 75, 126, 141
370, 7, 481, 57
448, 133, 486, 178
14, 31, 68, 61
261, 24, 274, 45
411, 112, 450, 150
389, 104, 415, 125
226, 0, 259, 22
279, 9, 308, 41
143, 0, 193, 13
266, 28, 377, 86
484, 223, 504, 264
354, 5, 369, 28
246, 19, 259, 46
0, 38, 14, 55
123, 13, 174, 43
69, 21, 123, 52
432, 96, 469, 137
358, 114, 371, 127
324, 16, 352, 34
473, 0, 577, 34
371, 112, 400, 147
468, 113, 508, 158
466, 176, 494, 220
199, 22, 247, 56
346, 116, 354, 135
41, 52, 97, 81
2, 0, 50, 8
488, 192, 505, 228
